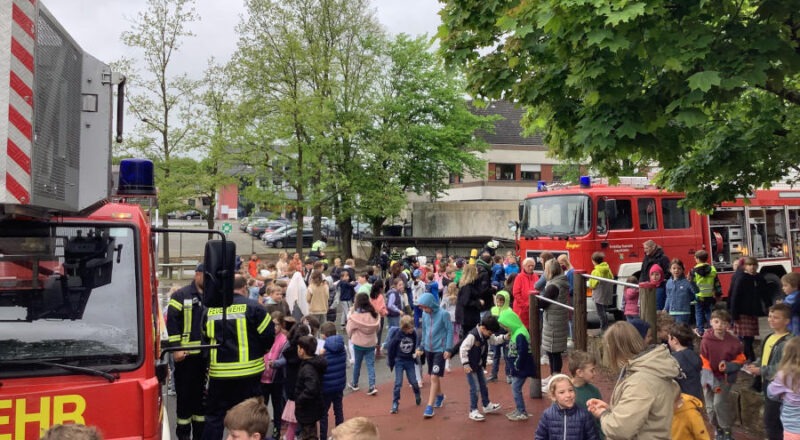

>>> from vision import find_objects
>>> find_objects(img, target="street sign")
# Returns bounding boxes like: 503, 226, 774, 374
221, 222, 232, 234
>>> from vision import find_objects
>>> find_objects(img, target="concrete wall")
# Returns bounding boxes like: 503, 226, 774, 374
412, 201, 519, 239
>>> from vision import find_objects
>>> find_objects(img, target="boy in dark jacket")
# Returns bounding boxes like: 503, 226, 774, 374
453, 314, 504, 421
319, 322, 346, 439
386, 315, 422, 414
295, 335, 327, 440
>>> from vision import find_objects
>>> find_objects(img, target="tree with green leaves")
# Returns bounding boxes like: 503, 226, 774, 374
118, 0, 201, 269
359, 34, 496, 259
439, 0, 800, 210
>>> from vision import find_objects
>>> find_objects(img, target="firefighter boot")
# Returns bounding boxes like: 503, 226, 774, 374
191, 419, 205, 440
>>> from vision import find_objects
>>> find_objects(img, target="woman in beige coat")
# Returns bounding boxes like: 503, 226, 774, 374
587, 321, 680, 439
306, 271, 330, 324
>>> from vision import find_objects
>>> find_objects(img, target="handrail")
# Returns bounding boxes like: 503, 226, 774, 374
582, 273, 639, 288
534, 293, 574, 311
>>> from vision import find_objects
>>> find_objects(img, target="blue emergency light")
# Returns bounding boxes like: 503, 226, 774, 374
537, 180, 547, 192
579, 175, 591, 188
118, 158, 156, 195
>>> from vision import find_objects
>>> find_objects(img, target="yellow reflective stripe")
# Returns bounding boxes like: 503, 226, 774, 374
206, 319, 217, 365
207, 312, 246, 322
176, 418, 191, 425
207, 304, 247, 317
168, 335, 181, 343
257, 313, 272, 334
182, 299, 193, 342
192, 415, 205, 422
237, 318, 248, 363
208, 360, 265, 378
169, 299, 182, 310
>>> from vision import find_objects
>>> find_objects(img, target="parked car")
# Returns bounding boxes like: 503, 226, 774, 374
263, 228, 314, 248
167, 209, 203, 220
262, 225, 292, 243
251, 220, 289, 239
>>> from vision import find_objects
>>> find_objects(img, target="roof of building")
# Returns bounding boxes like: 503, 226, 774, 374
470, 100, 544, 146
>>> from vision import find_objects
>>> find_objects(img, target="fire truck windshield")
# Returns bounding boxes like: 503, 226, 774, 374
0, 223, 141, 375
523, 195, 592, 238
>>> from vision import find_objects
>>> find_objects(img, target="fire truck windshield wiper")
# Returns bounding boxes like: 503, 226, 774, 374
0, 359, 118, 383
523, 227, 542, 239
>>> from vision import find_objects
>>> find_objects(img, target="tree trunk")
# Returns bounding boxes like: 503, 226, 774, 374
367, 217, 386, 263
312, 204, 322, 241
337, 217, 353, 259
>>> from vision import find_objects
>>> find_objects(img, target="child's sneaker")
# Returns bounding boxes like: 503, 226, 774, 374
367, 387, 378, 396
433, 394, 446, 408
390, 401, 399, 414
483, 402, 501, 413
423, 405, 435, 418
486, 375, 498, 382
468, 409, 485, 421
506, 410, 529, 421
415, 391, 422, 406
348, 383, 359, 392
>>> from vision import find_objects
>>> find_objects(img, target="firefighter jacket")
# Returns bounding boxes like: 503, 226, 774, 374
166, 281, 206, 355
203, 294, 275, 379
690, 263, 721, 299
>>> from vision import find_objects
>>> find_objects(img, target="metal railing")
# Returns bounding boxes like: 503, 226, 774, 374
524, 270, 656, 399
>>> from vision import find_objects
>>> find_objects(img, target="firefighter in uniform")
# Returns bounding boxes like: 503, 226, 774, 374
166, 264, 208, 440
201, 274, 275, 440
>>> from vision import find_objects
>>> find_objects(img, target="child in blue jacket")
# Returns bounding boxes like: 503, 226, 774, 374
416, 292, 453, 419
319, 322, 346, 439
665, 259, 694, 325
535, 374, 600, 440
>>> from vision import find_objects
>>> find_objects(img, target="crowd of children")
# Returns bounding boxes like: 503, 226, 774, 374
184, 245, 800, 440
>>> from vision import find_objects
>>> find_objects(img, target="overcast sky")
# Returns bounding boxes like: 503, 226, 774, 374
44, 0, 443, 80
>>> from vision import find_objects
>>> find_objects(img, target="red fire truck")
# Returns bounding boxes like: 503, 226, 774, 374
0, 1, 173, 439
512, 177, 800, 317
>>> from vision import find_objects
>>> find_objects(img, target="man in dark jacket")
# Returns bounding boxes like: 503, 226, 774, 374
319, 322, 346, 438
476, 252, 496, 313
295, 335, 327, 440
640, 240, 671, 310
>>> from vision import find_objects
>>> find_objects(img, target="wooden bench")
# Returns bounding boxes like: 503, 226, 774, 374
158, 260, 199, 280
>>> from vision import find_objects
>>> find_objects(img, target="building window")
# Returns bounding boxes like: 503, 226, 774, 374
520, 164, 541, 181
495, 164, 516, 181
449, 173, 460, 184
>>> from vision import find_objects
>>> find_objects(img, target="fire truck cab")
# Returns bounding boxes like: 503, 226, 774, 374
514, 177, 798, 319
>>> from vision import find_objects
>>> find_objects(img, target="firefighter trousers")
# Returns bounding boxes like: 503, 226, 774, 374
201, 375, 262, 440
174, 354, 207, 440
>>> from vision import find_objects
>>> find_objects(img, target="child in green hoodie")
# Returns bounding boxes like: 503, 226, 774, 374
589, 252, 614, 332
498, 309, 536, 421
488, 291, 511, 383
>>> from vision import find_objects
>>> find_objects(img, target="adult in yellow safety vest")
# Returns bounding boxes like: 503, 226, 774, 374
201, 274, 275, 440
166, 263, 208, 440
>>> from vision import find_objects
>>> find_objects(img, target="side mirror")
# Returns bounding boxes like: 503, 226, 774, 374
507, 220, 518, 232
518, 202, 524, 221
202, 240, 236, 308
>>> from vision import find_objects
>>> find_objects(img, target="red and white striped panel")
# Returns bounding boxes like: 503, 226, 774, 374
0, 0, 35, 204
